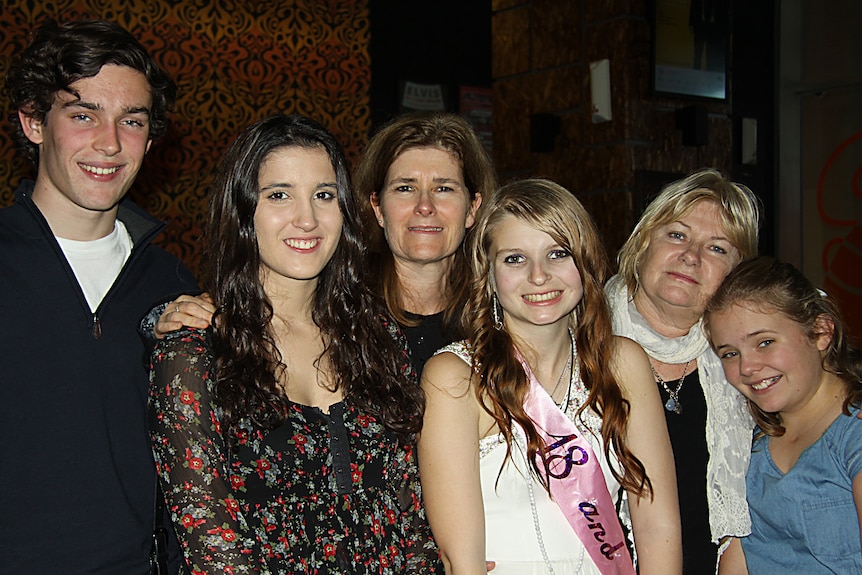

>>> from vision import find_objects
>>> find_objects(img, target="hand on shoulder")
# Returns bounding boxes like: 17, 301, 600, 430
154, 293, 216, 339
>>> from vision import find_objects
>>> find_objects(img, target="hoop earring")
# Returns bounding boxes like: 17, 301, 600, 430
492, 293, 503, 330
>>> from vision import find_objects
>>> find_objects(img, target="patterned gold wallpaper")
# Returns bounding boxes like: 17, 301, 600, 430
0, 0, 371, 272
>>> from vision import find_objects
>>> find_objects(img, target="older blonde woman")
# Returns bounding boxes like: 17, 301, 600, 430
604, 169, 761, 574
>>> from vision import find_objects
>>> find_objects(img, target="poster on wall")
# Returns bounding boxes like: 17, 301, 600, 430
459, 86, 492, 155
400, 81, 447, 111
653, 0, 728, 100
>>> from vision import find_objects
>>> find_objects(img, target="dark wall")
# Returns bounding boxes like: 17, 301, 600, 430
487, 1, 775, 258
730, 0, 776, 256
368, 0, 492, 130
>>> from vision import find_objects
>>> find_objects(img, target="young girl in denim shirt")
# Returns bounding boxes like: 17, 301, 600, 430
704, 257, 862, 574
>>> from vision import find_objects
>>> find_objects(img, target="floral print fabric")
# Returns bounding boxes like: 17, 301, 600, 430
149, 329, 441, 574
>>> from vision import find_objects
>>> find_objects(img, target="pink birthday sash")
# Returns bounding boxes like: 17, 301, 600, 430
519, 356, 636, 575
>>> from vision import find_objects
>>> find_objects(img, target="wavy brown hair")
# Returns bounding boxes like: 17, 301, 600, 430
353, 111, 496, 330
203, 114, 424, 442
704, 257, 862, 437
465, 178, 651, 497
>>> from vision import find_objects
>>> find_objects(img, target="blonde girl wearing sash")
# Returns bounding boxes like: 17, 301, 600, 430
418, 179, 681, 575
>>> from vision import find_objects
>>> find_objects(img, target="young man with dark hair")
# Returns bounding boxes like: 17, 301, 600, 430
0, 19, 196, 574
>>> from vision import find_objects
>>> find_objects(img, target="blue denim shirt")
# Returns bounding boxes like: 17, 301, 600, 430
743, 405, 862, 574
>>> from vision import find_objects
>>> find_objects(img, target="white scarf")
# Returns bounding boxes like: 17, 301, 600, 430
605, 275, 752, 550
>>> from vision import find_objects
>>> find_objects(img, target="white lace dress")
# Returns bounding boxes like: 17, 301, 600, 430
440, 342, 632, 575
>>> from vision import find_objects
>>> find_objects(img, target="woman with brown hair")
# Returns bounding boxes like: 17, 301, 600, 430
354, 111, 493, 373
149, 114, 440, 574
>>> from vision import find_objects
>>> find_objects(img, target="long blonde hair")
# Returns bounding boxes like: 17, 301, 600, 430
465, 178, 650, 496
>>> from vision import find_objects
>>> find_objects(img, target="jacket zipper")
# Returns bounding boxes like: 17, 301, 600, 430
18, 188, 165, 341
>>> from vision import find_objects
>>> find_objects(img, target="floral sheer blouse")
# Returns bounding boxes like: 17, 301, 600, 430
148, 328, 442, 574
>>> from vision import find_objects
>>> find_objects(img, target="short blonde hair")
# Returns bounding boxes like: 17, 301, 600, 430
617, 168, 761, 294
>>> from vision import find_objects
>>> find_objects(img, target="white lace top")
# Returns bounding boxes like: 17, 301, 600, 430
437, 341, 635, 574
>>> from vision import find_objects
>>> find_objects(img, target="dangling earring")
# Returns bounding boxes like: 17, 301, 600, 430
492, 293, 503, 330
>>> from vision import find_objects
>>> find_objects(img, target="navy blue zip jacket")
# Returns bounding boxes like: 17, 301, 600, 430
0, 180, 198, 575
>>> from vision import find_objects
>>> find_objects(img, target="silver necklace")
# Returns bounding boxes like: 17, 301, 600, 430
548, 335, 574, 406
557, 330, 579, 410
526, 442, 587, 574
650, 359, 692, 414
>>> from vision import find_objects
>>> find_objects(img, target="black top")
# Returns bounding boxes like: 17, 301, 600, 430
399, 311, 454, 376
657, 369, 718, 574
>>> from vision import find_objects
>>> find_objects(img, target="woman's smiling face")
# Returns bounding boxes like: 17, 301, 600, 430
491, 215, 583, 331
635, 200, 740, 322
709, 303, 832, 416
254, 145, 342, 288
371, 146, 481, 268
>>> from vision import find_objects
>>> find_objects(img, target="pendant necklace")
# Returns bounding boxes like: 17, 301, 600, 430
650, 359, 692, 414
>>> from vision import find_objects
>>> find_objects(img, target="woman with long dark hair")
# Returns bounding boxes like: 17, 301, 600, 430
158, 112, 494, 377
148, 114, 441, 574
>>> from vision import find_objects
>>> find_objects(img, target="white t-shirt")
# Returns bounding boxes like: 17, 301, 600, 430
56, 220, 133, 312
